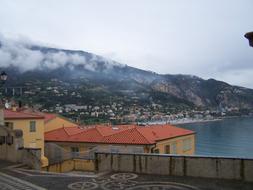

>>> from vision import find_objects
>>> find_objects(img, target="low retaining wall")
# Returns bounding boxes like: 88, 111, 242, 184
43, 159, 95, 173
22, 148, 42, 170
95, 153, 253, 182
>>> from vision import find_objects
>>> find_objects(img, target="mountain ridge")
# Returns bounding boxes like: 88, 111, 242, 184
1, 41, 253, 117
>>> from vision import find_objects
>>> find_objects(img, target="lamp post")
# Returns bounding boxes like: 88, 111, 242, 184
245, 32, 253, 47
0, 71, 8, 126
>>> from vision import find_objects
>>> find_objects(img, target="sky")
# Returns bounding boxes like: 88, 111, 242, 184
0, 0, 253, 88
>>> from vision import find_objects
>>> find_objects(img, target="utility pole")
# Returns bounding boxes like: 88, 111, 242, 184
0, 72, 8, 125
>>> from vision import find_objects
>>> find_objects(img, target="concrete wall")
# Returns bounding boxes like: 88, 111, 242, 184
43, 159, 95, 173
74, 159, 95, 171
95, 153, 253, 182
0, 127, 23, 162
22, 148, 42, 170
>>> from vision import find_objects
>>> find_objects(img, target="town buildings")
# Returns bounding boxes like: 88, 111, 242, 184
1, 105, 196, 171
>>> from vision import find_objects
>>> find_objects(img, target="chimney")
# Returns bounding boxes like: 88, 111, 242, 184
10, 100, 17, 111
12, 104, 17, 112
18, 101, 22, 108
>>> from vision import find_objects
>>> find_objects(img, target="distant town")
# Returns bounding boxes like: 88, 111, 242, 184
3, 78, 252, 125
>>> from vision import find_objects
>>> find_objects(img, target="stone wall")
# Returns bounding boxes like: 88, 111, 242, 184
95, 153, 253, 182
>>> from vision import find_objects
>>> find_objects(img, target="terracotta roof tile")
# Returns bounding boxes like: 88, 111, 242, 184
44, 127, 69, 141
63, 127, 85, 136
102, 127, 152, 144
4, 109, 44, 120
43, 113, 57, 123
96, 125, 135, 136
137, 125, 195, 143
45, 124, 195, 145
69, 128, 103, 143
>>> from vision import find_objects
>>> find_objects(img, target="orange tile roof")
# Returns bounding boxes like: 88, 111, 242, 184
69, 128, 103, 143
102, 127, 152, 144
4, 109, 45, 120
64, 126, 85, 136
45, 124, 195, 145
43, 113, 58, 123
137, 125, 194, 143
96, 125, 135, 136
45, 126, 70, 141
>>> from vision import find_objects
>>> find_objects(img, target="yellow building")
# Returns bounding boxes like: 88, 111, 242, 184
4, 109, 48, 167
43, 113, 77, 133
45, 124, 195, 155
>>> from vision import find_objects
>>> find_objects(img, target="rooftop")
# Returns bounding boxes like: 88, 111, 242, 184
4, 109, 45, 120
45, 124, 195, 145
43, 113, 58, 123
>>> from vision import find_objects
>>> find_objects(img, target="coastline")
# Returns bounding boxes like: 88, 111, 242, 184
144, 118, 223, 125
139, 115, 253, 126
171, 118, 223, 125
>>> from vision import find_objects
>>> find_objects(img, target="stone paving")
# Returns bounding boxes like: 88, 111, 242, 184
0, 160, 253, 190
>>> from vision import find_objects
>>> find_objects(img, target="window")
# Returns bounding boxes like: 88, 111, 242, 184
29, 121, 36, 132
165, 143, 177, 154
0, 136, 6, 145
183, 138, 192, 152
153, 149, 160, 153
71, 147, 79, 152
6, 135, 13, 145
5, 122, 13, 129
165, 145, 170, 154
171, 142, 177, 154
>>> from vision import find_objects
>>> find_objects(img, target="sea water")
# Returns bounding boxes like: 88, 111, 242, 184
179, 117, 253, 158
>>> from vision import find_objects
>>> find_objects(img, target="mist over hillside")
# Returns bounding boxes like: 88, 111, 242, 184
1, 36, 253, 117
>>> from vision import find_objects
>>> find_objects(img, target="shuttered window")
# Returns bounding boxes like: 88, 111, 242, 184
30, 121, 36, 132
171, 142, 177, 154
183, 138, 192, 151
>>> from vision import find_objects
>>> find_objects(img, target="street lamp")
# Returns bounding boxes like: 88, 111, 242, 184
0, 71, 8, 81
245, 32, 253, 47
0, 71, 7, 125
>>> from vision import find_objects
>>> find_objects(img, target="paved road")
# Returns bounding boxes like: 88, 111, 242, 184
0, 172, 46, 190
0, 160, 15, 170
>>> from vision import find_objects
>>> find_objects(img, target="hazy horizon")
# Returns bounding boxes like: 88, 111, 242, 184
0, 0, 253, 88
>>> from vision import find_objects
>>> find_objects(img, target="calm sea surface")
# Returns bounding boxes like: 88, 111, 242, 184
178, 117, 253, 158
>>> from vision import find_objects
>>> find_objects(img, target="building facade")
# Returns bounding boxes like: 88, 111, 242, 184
45, 124, 195, 155
3, 109, 48, 166
43, 113, 77, 132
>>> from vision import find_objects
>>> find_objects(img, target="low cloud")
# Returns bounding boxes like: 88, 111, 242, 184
0, 34, 122, 72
